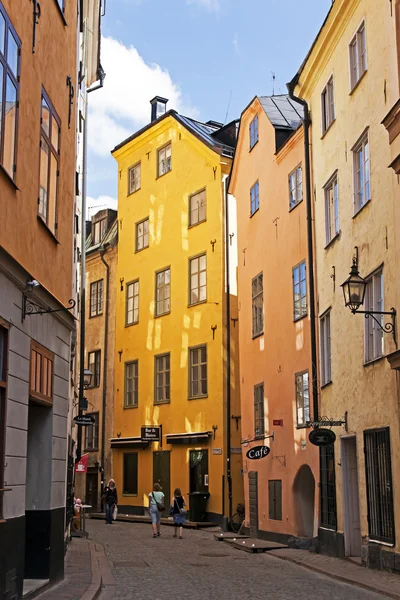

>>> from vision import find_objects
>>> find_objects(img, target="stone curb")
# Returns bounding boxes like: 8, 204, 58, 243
268, 551, 400, 600
80, 542, 103, 600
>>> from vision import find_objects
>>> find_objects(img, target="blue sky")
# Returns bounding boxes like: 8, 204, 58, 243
87, 0, 332, 215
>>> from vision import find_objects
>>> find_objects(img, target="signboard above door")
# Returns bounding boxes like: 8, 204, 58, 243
309, 428, 336, 447
74, 415, 95, 426
141, 426, 161, 441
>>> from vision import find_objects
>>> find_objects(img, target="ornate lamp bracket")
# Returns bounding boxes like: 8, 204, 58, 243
354, 308, 397, 347
22, 294, 76, 322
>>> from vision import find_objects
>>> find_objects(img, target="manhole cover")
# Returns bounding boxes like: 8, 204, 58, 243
114, 560, 150, 568
199, 553, 229, 558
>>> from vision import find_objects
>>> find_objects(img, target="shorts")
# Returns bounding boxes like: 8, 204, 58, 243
149, 505, 161, 524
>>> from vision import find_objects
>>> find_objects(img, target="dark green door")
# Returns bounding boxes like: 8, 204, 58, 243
153, 451, 170, 515
189, 450, 209, 492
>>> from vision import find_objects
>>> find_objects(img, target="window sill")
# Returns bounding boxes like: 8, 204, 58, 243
157, 169, 172, 180
53, 0, 68, 25
321, 118, 336, 140
122, 493, 138, 497
321, 380, 333, 390
134, 245, 149, 254
250, 207, 260, 218
363, 354, 386, 368
296, 423, 310, 430
349, 69, 368, 96
293, 313, 308, 323
188, 394, 208, 400
324, 231, 341, 250
125, 321, 139, 328
87, 385, 100, 390
249, 140, 259, 152
89, 313, 103, 319
123, 405, 138, 410
289, 199, 303, 213
368, 538, 395, 547
154, 400, 170, 406
252, 331, 264, 340
128, 187, 141, 197
37, 215, 60, 244
188, 299, 207, 308
155, 310, 171, 319
0, 164, 19, 190
353, 199, 371, 219
188, 219, 207, 230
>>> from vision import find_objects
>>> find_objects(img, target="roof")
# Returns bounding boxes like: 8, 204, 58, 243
258, 95, 304, 130
86, 218, 118, 253
112, 110, 235, 158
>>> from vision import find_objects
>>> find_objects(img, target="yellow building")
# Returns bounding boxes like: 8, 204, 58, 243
291, 0, 400, 570
111, 97, 242, 524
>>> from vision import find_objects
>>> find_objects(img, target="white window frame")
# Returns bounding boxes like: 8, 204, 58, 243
136, 217, 149, 251
364, 269, 384, 363
155, 353, 170, 404
128, 162, 141, 194
125, 361, 138, 408
126, 280, 139, 325
289, 165, 303, 210
321, 75, 335, 134
155, 267, 171, 316
324, 172, 339, 245
158, 142, 171, 177
320, 310, 332, 386
189, 345, 207, 398
189, 189, 206, 227
249, 115, 259, 149
293, 260, 307, 320
349, 20, 367, 90
189, 254, 207, 305
352, 130, 370, 214
295, 371, 310, 426
252, 272, 263, 337
250, 181, 259, 216
254, 383, 264, 437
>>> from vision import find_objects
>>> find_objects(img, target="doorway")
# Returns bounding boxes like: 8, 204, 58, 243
189, 450, 208, 492
248, 471, 258, 537
153, 451, 171, 515
293, 465, 315, 537
86, 469, 99, 511
342, 437, 361, 557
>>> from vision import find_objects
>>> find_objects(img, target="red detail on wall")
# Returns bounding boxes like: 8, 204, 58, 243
273, 419, 283, 426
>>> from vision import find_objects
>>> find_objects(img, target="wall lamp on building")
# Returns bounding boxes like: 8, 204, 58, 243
83, 369, 93, 389
22, 278, 76, 322
341, 250, 397, 345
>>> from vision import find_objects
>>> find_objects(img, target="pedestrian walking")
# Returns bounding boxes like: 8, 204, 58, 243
171, 487, 186, 539
102, 479, 118, 524
149, 482, 165, 538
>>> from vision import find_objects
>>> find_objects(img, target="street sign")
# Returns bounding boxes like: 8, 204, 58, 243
246, 445, 271, 460
141, 426, 161, 441
309, 428, 336, 447
74, 415, 95, 426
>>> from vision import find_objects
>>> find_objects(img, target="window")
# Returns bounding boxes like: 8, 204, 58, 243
155, 267, 170, 316
189, 345, 207, 398
125, 361, 138, 408
38, 91, 60, 234
0, 325, 8, 519
249, 115, 259, 149
324, 174, 339, 245
289, 165, 303, 210
250, 181, 259, 215
128, 162, 141, 194
189, 254, 206, 305
252, 273, 263, 337
123, 453, 138, 495
90, 280, 103, 317
30, 341, 54, 405
353, 132, 370, 213
321, 76, 335, 133
158, 142, 171, 177
155, 353, 170, 404
295, 371, 309, 426
365, 270, 384, 363
268, 480, 282, 521
189, 189, 206, 226
293, 260, 307, 320
126, 280, 139, 326
254, 383, 264, 437
92, 218, 107, 245
88, 350, 101, 388
349, 21, 367, 90
136, 218, 149, 251
364, 428, 394, 544
320, 444, 337, 529
84, 413, 99, 451
0, 4, 20, 179
320, 311, 332, 386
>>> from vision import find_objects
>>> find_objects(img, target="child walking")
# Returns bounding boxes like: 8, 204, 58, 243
171, 487, 186, 539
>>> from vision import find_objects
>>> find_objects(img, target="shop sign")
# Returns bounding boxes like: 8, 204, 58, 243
246, 445, 270, 460
74, 415, 95, 426
141, 426, 161, 441
212, 448, 222, 455
75, 454, 89, 473
309, 428, 336, 447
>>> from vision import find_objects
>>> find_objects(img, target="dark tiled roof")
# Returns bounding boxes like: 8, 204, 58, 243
258, 95, 304, 130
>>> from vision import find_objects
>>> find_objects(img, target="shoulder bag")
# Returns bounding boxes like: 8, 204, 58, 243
153, 492, 165, 512
175, 497, 187, 517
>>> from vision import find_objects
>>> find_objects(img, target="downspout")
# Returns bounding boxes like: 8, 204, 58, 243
225, 174, 233, 523
99, 246, 110, 502
287, 77, 319, 422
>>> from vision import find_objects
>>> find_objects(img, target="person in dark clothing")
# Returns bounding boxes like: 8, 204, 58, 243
171, 487, 186, 539
103, 479, 118, 524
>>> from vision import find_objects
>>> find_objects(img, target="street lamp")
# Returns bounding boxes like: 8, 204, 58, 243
341, 249, 397, 345
83, 369, 92, 389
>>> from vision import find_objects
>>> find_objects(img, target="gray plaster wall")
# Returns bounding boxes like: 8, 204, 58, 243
0, 265, 73, 520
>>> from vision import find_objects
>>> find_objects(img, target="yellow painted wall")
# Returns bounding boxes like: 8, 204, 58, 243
296, 0, 400, 552
112, 115, 242, 518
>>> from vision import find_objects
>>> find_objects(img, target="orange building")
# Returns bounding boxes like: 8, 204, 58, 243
229, 95, 319, 542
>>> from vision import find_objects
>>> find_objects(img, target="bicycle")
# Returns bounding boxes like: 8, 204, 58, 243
229, 503, 245, 533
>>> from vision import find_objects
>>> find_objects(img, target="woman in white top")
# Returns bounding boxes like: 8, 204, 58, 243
149, 482, 165, 538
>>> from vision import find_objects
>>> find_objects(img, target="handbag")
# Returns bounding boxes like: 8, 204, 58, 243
175, 497, 187, 517
153, 492, 165, 512
112, 505, 118, 521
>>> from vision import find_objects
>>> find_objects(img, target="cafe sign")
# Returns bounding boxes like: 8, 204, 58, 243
309, 428, 336, 447
246, 445, 271, 460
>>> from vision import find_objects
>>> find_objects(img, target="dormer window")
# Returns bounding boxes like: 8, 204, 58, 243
249, 115, 259, 150
93, 218, 107, 245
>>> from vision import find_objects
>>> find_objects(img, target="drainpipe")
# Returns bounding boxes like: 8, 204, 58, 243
224, 175, 233, 523
99, 246, 110, 503
287, 77, 319, 422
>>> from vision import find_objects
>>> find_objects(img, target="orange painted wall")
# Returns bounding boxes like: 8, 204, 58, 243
0, 0, 77, 304
230, 98, 319, 537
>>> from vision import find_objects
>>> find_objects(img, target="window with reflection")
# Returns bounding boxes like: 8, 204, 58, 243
38, 91, 60, 235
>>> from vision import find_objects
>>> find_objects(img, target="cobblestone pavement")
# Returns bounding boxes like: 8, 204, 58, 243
87, 520, 389, 600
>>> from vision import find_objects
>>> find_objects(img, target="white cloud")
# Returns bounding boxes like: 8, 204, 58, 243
88, 36, 198, 157
186, 0, 221, 11
87, 195, 118, 219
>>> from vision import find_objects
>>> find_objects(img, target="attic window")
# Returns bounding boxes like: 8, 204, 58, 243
93, 218, 107, 245
249, 115, 259, 150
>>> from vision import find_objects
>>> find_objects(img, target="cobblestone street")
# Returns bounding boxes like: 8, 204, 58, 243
86, 520, 389, 600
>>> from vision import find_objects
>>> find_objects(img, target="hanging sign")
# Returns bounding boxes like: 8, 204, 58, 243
246, 445, 270, 460
141, 426, 161, 441
74, 415, 95, 426
309, 428, 336, 447
75, 454, 89, 473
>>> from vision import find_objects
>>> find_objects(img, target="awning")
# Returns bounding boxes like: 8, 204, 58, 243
110, 437, 150, 449
165, 431, 212, 445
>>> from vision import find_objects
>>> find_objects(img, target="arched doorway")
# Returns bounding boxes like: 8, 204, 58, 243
293, 465, 315, 537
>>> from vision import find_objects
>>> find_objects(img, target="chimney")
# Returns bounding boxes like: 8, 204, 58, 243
150, 96, 168, 122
